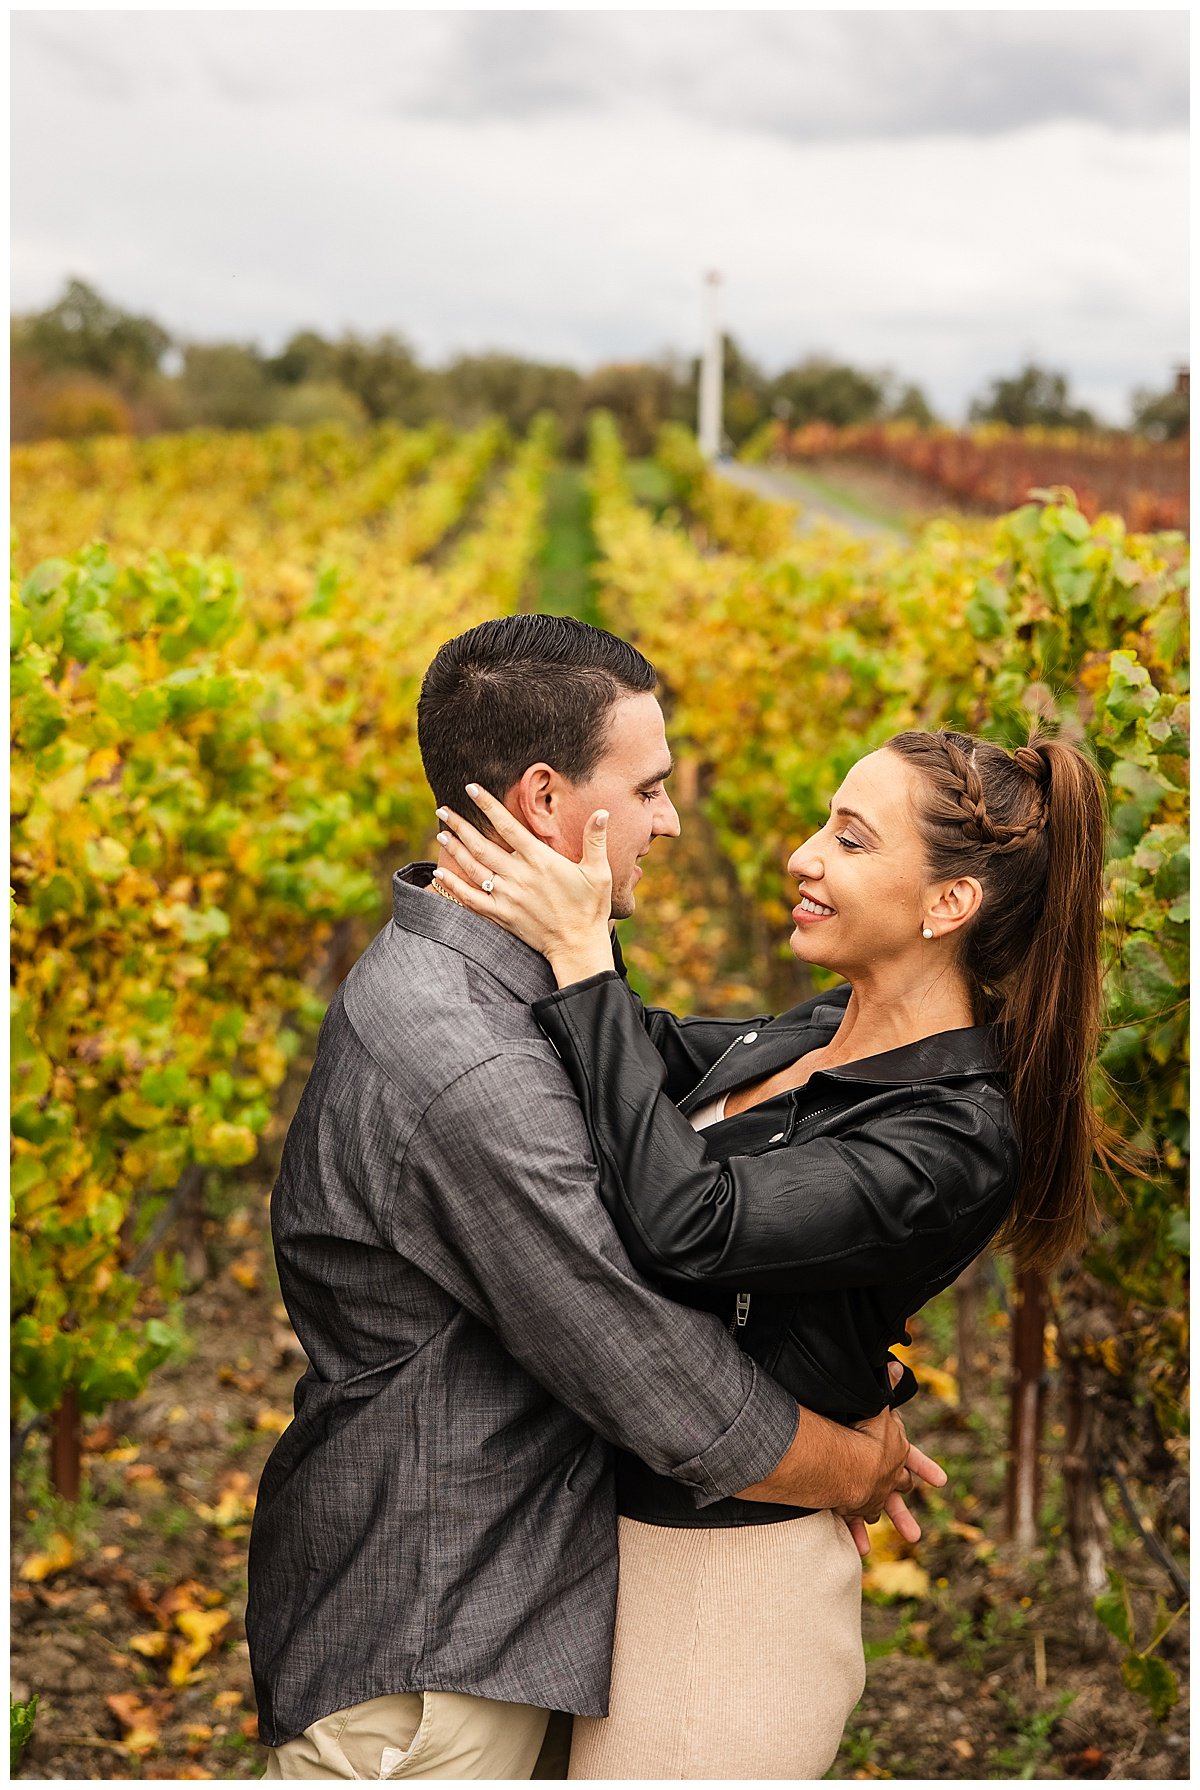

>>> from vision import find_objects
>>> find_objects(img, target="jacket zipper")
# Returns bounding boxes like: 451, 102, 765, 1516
727, 1102, 836, 1335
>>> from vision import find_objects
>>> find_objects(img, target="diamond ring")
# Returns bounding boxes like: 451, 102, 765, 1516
481, 876, 496, 895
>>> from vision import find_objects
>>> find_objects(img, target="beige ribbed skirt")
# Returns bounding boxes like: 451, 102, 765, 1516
568, 1511, 865, 1781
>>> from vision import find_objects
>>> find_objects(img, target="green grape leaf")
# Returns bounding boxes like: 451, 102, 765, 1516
1120, 1654, 1178, 1721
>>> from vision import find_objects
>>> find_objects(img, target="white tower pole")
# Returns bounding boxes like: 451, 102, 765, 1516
698, 269, 724, 460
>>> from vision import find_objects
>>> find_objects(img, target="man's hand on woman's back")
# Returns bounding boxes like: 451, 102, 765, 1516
735, 1357, 947, 1555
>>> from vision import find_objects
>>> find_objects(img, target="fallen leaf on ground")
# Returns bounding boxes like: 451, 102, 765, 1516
212, 1690, 243, 1713
862, 1558, 931, 1599
218, 1363, 266, 1394
100, 1543, 124, 1560
125, 1464, 167, 1495
197, 1473, 257, 1530
240, 1714, 260, 1740
37, 1585, 79, 1609
106, 1690, 161, 1755
20, 1531, 75, 1580
129, 1631, 171, 1658
890, 1343, 959, 1405
229, 1252, 262, 1291
160, 1579, 225, 1619
103, 1443, 141, 1463
255, 1407, 293, 1434
951, 1738, 974, 1759
169, 1608, 231, 1686
948, 1519, 985, 1542
861, 1518, 909, 1563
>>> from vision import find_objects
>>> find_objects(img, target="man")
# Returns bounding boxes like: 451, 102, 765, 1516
247, 615, 935, 1780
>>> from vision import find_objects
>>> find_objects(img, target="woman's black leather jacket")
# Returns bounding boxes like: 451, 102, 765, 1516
533, 968, 1018, 1528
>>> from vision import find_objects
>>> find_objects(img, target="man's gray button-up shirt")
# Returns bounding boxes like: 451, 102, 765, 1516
245, 865, 798, 1746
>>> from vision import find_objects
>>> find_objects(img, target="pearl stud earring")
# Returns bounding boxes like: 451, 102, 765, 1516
921, 926, 934, 939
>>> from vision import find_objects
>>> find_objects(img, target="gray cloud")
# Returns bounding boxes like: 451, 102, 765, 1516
397, 13, 601, 122
398, 12, 1189, 141
14, 12, 1189, 140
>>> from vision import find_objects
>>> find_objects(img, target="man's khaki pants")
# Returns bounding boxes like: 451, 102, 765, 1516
265, 1689, 551, 1780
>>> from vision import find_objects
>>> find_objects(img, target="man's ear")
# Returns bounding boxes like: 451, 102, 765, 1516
511, 764, 559, 844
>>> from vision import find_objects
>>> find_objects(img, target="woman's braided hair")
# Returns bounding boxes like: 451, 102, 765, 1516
930, 732, 1050, 854
885, 727, 1116, 1274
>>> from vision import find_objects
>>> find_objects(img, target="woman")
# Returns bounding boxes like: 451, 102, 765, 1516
432, 727, 1111, 1780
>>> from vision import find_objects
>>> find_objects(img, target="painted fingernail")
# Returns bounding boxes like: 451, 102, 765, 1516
465, 782, 480, 797
436, 832, 450, 845
435, 807, 449, 820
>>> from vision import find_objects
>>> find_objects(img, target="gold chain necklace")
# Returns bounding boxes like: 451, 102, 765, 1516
429, 878, 467, 909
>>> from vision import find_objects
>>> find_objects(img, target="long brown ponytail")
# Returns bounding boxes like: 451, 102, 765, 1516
885, 728, 1115, 1274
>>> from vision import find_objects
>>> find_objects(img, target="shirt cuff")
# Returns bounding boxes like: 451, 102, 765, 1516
672, 1360, 801, 1507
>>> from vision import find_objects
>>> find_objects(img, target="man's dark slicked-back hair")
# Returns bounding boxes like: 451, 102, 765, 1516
417, 615, 658, 833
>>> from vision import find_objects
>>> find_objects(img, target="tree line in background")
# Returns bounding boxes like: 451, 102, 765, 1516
11, 279, 1189, 453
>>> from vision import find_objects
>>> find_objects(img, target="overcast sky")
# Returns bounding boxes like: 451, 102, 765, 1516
10, 10, 1190, 422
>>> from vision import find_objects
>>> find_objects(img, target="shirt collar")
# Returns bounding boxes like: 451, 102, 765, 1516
391, 863, 557, 1005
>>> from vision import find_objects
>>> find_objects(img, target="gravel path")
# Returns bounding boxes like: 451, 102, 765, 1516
716, 458, 905, 542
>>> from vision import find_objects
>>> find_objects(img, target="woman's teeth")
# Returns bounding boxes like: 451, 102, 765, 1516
799, 895, 834, 916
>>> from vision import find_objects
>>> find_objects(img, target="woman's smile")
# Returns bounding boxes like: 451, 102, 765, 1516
793, 892, 836, 923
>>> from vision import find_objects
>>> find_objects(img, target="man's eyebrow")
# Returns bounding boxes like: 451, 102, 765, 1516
638, 761, 674, 789
829, 798, 882, 842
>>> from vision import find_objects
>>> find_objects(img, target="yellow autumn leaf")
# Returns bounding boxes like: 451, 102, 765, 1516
129, 1631, 171, 1658
910, 1361, 959, 1405
861, 1517, 909, 1564
255, 1407, 293, 1434
41, 761, 90, 813
862, 1558, 931, 1600
890, 1342, 959, 1406
106, 1690, 160, 1755
229, 1253, 262, 1291
169, 1607, 230, 1686
20, 1531, 75, 1581
121, 1724, 161, 1757
197, 1484, 257, 1530
124, 1467, 167, 1496
86, 746, 122, 783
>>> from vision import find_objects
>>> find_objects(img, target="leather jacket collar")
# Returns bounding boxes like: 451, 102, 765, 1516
677, 983, 1002, 1117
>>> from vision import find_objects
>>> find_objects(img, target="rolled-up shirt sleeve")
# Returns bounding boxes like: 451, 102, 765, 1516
386, 1048, 799, 1505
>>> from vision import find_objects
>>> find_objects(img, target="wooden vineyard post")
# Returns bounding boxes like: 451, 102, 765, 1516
50, 1386, 82, 1502
1061, 1343, 1110, 1601
1005, 1268, 1047, 1551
